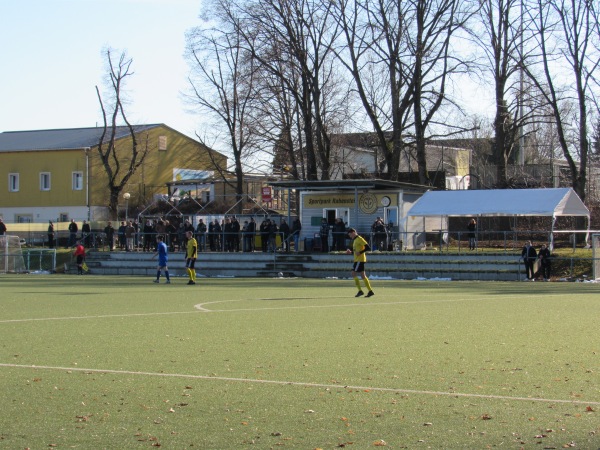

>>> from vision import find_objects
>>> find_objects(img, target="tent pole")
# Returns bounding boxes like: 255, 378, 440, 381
550, 216, 555, 251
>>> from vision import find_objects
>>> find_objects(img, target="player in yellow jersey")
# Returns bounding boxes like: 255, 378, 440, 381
346, 228, 374, 297
185, 230, 198, 285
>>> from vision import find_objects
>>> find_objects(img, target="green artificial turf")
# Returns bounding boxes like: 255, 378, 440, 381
0, 275, 599, 448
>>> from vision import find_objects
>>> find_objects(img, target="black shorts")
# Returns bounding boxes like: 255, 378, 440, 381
76, 255, 84, 265
352, 262, 365, 273
186, 258, 196, 269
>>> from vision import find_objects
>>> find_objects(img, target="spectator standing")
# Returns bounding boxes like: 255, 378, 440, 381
167, 220, 178, 252
47, 220, 55, 248
333, 218, 346, 251
82, 220, 91, 248
279, 219, 290, 252
521, 240, 537, 281
118, 221, 126, 250
231, 216, 241, 252
371, 217, 386, 251
260, 219, 270, 252
68, 219, 78, 247
104, 222, 115, 251
0, 218, 6, 235
196, 219, 207, 251
467, 218, 477, 250
125, 221, 136, 251
143, 220, 155, 252
177, 222, 186, 251
538, 244, 552, 281
291, 218, 302, 252
244, 218, 256, 252
208, 219, 216, 251
268, 219, 278, 252
319, 218, 330, 252
223, 217, 234, 251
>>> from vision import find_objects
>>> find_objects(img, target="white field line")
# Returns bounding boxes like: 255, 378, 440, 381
0, 362, 598, 406
0, 294, 571, 323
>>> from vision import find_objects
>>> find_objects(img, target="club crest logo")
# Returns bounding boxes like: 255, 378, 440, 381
359, 193, 378, 214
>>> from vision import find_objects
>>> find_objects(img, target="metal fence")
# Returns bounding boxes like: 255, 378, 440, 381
7, 228, 592, 255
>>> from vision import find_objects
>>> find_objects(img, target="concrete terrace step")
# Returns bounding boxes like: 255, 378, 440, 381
83, 250, 525, 281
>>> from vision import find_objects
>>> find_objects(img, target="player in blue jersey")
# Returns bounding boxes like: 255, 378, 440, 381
151, 235, 171, 284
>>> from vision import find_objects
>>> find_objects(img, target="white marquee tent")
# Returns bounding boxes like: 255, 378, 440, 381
407, 188, 590, 247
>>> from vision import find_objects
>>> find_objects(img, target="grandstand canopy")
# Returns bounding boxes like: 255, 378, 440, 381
407, 188, 589, 219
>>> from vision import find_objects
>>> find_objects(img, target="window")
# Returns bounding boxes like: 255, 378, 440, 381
72, 171, 83, 190
158, 135, 167, 151
8, 173, 19, 192
40, 172, 51, 191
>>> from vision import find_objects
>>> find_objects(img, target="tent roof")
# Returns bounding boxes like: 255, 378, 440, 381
408, 188, 589, 218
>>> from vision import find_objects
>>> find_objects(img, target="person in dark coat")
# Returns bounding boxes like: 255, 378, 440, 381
319, 218, 330, 252
538, 243, 552, 281
47, 220, 55, 248
291, 218, 302, 252
521, 240, 537, 281
279, 219, 290, 252
467, 218, 477, 250
260, 219, 270, 252
333, 218, 347, 251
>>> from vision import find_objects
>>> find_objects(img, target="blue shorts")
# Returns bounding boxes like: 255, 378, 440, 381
158, 258, 167, 267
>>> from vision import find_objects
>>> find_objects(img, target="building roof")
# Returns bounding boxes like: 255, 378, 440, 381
270, 179, 429, 192
408, 188, 590, 218
0, 124, 163, 152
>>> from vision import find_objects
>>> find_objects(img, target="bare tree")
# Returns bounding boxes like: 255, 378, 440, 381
95, 49, 152, 219
411, 0, 474, 185
521, 0, 600, 201
334, 0, 472, 184
186, 21, 260, 212
224, 0, 342, 180
471, 0, 527, 186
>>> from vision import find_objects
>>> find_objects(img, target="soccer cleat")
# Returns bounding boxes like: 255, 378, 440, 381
366, 291, 375, 297
153, 279, 159, 283
355, 291, 364, 297
166, 280, 171, 284
187, 280, 196, 285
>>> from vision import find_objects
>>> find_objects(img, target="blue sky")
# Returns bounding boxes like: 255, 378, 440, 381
0, 0, 494, 143
0, 0, 203, 138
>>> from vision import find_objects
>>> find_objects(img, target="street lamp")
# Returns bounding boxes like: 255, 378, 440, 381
123, 192, 131, 222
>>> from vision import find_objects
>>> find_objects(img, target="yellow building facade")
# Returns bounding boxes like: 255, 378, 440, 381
0, 124, 227, 225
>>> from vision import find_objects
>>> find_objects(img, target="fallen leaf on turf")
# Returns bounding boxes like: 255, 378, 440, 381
586, 406, 595, 412
373, 439, 387, 446
481, 414, 492, 420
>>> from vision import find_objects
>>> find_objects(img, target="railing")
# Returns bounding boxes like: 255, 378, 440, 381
7, 228, 593, 256
0, 249, 56, 273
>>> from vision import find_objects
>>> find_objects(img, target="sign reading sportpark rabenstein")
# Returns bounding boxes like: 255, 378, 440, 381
303, 193, 398, 214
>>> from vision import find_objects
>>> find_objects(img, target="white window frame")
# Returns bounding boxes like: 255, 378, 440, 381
8, 173, 19, 192
158, 135, 167, 151
40, 172, 51, 191
72, 171, 83, 191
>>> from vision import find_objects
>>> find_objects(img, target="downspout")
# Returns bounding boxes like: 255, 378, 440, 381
85, 147, 91, 222
550, 215, 555, 251
354, 187, 359, 228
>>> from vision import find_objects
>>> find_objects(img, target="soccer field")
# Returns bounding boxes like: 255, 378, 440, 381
0, 275, 599, 449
